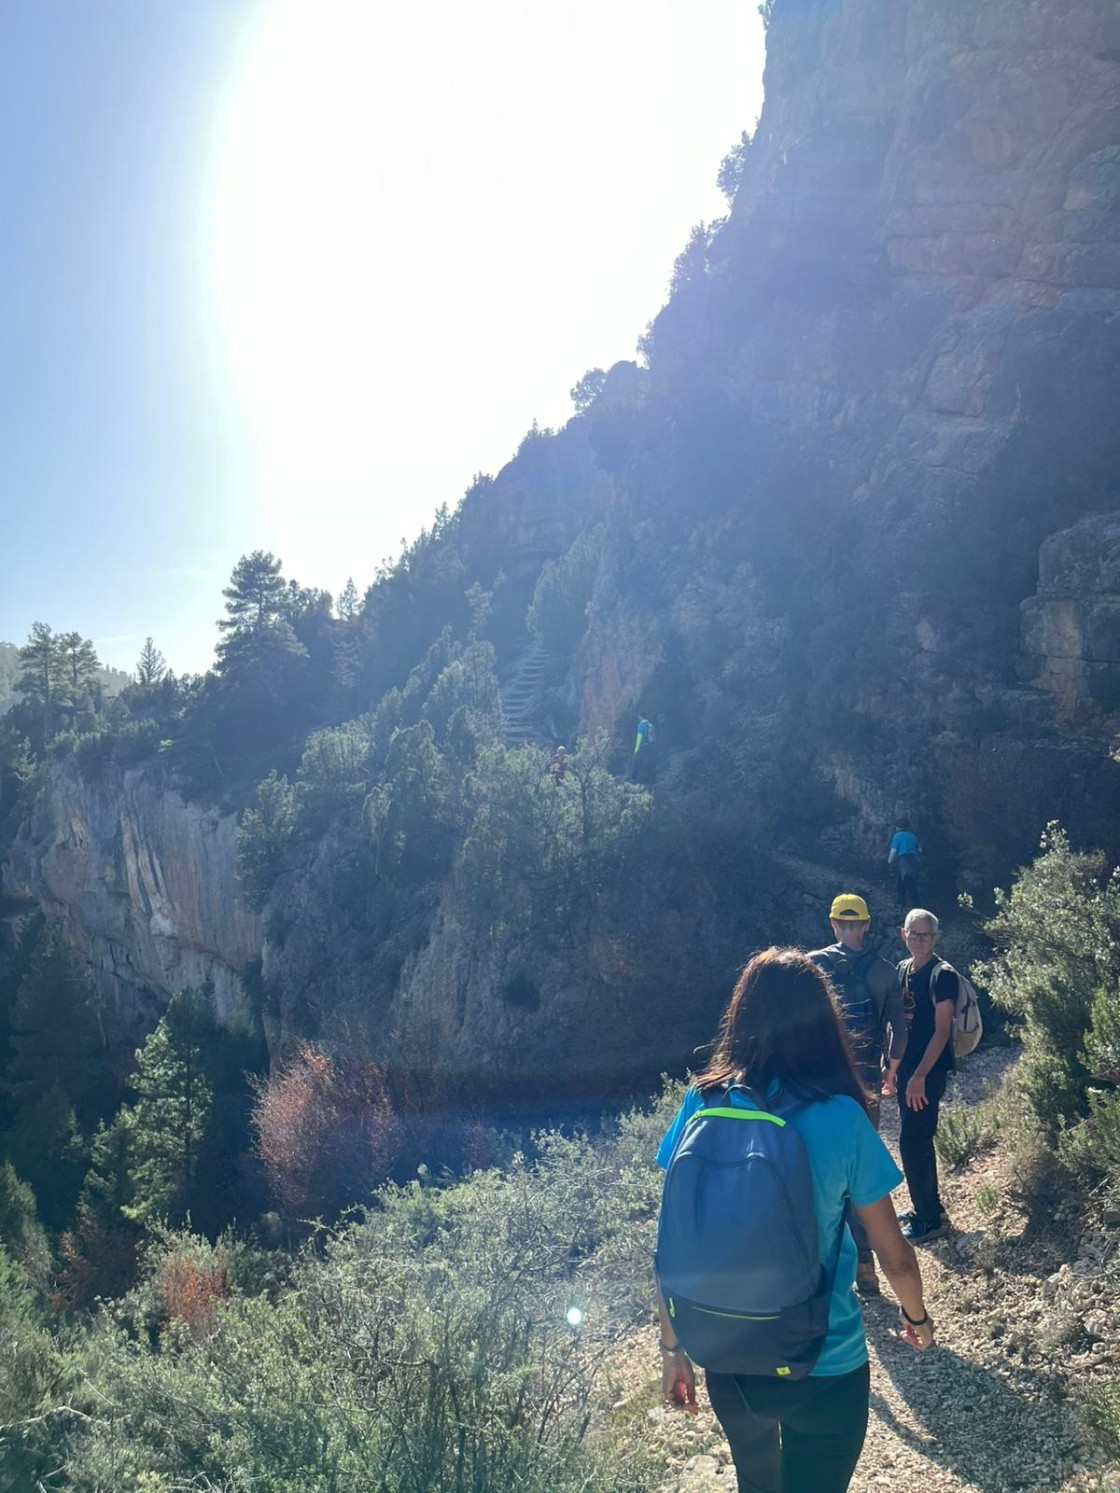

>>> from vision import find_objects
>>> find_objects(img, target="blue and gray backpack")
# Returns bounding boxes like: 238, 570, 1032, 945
655, 1084, 841, 1378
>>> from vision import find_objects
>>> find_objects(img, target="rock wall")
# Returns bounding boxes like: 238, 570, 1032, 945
1020, 511, 1120, 723
3, 760, 260, 1051
574, 0, 1120, 818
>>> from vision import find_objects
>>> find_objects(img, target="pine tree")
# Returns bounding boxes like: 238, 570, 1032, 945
135, 637, 167, 689
337, 578, 359, 622
332, 580, 362, 690
215, 552, 306, 679
218, 551, 289, 635
3, 922, 107, 1130
16, 623, 62, 741
56, 1114, 141, 1307
123, 989, 214, 1229
1, 922, 110, 1226
56, 631, 100, 694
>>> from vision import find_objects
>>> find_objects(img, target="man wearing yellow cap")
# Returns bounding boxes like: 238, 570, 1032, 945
809, 894, 908, 1296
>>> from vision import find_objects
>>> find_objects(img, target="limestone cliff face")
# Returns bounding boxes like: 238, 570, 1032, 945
1020, 512, 1120, 723
572, 0, 1120, 852
4, 760, 260, 1052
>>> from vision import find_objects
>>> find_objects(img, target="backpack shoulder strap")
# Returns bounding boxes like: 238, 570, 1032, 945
849, 948, 877, 978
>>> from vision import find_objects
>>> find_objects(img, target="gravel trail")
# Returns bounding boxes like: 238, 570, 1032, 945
642, 1048, 1120, 1493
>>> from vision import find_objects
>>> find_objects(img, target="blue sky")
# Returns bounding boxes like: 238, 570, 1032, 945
0, 1, 764, 676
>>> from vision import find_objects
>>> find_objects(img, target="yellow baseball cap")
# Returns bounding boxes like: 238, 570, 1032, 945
830, 893, 870, 921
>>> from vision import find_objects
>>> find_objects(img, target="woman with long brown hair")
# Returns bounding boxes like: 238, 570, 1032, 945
655, 948, 933, 1493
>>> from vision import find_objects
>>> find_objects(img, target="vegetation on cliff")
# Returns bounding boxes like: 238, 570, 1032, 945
0, 828, 1119, 1487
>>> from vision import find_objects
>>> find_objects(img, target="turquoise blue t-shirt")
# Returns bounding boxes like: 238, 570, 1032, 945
656, 1087, 903, 1377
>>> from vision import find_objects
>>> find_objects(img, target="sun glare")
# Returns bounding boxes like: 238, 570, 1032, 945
208, 0, 763, 597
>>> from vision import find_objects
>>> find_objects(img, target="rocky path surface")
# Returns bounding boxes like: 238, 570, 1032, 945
639, 1047, 1120, 1493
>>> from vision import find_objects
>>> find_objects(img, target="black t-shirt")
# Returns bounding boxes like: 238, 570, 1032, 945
898, 957, 957, 1079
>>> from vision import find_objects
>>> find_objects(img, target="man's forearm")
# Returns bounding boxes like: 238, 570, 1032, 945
913, 1030, 950, 1080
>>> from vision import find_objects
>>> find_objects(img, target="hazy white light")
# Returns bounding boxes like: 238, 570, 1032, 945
566, 1306, 584, 1328
206, 0, 763, 596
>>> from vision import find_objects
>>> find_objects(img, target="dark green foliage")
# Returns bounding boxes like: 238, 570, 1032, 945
56, 1114, 143, 1309
0, 1163, 51, 1289
1, 922, 111, 1227
459, 736, 651, 947
670, 221, 716, 292
980, 826, 1120, 1177
570, 367, 606, 414
237, 770, 298, 911
294, 718, 377, 831
717, 127, 753, 202
526, 525, 603, 658
3, 921, 108, 1127
122, 990, 216, 1231
0, 1245, 65, 1486
9, 622, 104, 752
365, 720, 456, 884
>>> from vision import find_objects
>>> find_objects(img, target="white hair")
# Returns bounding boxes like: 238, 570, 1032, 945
903, 908, 939, 933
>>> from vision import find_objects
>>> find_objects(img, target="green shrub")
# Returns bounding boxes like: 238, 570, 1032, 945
1081, 1376, 1120, 1463
458, 735, 651, 946
975, 1183, 1000, 1216
1084, 979, 1120, 1086
1060, 1090, 1120, 1180
237, 770, 297, 912
934, 1105, 999, 1171
979, 825, 1120, 1136
0, 1245, 68, 1488
37, 1083, 686, 1491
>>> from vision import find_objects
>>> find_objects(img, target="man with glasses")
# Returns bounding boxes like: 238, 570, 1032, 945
809, 894, 907, 1295
896, 909, 957, 1242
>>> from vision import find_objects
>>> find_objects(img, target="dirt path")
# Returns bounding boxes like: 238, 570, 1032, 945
643, 1047, 1120, 1493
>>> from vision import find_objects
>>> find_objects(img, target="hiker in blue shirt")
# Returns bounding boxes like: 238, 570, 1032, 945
888, 819, 922, 909
655, 948, 933, 1493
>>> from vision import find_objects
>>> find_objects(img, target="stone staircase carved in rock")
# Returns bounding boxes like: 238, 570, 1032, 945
499, 642, 555, 749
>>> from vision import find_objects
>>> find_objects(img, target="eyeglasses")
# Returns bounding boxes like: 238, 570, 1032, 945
905, 930, 935, 941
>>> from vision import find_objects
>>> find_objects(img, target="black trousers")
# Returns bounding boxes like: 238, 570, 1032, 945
705, 1362, 870, 1493
896, 858, 919, 907
896, 1067, 948, 1223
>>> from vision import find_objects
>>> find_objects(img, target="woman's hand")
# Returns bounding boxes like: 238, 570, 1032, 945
661, 1349, 698, 1412
899, 1311, 935, 1350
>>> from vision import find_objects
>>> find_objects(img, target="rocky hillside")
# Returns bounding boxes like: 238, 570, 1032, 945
3, 0, 1118, 1104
